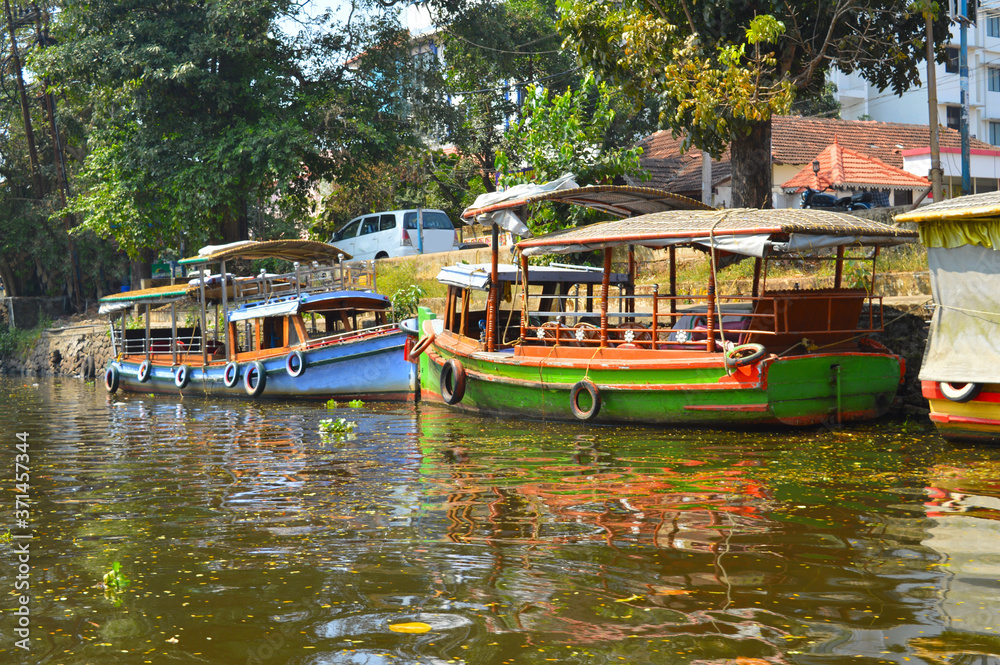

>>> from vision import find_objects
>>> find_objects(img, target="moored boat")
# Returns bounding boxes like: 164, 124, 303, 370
411, 185, 916, 427
100, 240, 415, 400
896, 192, 1000, 442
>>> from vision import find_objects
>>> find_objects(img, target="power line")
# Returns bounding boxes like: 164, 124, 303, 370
440, 28, 564, 56
444, 66, 582, 97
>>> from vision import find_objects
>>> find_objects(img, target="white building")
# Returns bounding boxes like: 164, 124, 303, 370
834, 5, 1000, 149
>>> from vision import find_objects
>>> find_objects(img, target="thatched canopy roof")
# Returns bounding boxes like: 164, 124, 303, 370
179, 240, 351, 265
462, 185, 712, 220
517, 207, 917, 256
895, 191, 1000, 223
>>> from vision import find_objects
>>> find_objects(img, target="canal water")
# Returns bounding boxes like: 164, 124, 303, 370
1, 378, 999, 665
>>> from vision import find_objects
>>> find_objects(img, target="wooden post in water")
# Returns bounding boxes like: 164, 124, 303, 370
600, 248, 612, 347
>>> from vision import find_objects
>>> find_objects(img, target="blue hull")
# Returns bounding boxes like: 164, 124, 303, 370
108, 330, 415, 401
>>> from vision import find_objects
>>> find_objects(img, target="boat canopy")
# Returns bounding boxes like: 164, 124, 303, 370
179, 239, 352, 265
461, 179, 711, 237
437, 263, 628, 291
895, 192, 1000, 384
98, 283, 198, 314
895, 190, 1000, 250
517, 208, 917, 258
228, 291, 389, 322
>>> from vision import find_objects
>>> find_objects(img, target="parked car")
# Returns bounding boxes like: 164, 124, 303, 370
328, 209, 459, 261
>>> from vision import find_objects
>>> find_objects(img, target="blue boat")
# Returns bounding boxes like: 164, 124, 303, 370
99, 240, 415, 400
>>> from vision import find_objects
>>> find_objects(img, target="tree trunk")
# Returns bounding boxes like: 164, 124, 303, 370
730, 118, 773, 209
130, 250, 154, 290
0, 259, 19, 298
220, 204, 249, 244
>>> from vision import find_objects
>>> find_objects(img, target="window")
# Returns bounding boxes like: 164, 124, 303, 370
990, 121, 1000, 145
404, 211, 455, 230
945, 47, 959, 74
947, 105, 961, 131
894, 190, 913, 206
359, 216, 379, 235
991, 67, 1000, 92
378, 214, 396, 232
333, 219, 361, 241
989, 14, 1000, 37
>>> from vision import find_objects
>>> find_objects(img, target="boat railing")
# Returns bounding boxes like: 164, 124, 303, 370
303, 322, 400, 348
215, 260, 377, 307
518, 288, 885, 350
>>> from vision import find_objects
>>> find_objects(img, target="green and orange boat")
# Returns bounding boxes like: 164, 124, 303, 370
410, 186, 916, 427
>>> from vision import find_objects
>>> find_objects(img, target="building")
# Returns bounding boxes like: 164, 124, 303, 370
634, 115, 1000, 208
833, 4, 1000, 148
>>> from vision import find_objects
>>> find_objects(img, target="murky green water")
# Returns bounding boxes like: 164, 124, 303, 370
1, 378, 999, 664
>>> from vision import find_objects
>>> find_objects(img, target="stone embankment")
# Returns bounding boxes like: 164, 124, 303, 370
1, 323, 113, 380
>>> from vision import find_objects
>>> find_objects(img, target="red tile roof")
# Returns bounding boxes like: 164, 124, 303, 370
779, 138, 930, 192
635, 115, 991, 195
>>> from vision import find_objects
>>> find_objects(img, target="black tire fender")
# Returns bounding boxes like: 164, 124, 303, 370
174, 364, 191, 389
440, 359, 467, 405
286, 350, 306, 378
940, 382, 982, 403
223, 361, 241, 388
137, 360, 151, 383
570, 380, 601, 421
244, 360, 267, 397
105, 364, 120, 393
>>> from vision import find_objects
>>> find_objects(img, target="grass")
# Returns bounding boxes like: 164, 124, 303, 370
0, 321, 48, 361
375, 259, 446, 318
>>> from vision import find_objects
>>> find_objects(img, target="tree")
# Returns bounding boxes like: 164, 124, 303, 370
35, 0, 320, 269
558, 0, 950, 208
495, 71, 645, 234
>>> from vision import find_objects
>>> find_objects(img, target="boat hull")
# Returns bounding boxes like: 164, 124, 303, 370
418, 336, 902, 428
922, 381, 1000, 442
109, 330, 415, 401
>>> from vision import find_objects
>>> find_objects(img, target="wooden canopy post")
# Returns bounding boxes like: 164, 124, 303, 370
198, 271, 208, 367
752, 257, 762, 298
520, 252, 529, 342
170, 303, 178, 365
627, 244, 636, 316
144, 303, 151, 361
487, 224, 499, 352
705, 260, 717, 353
834, 246, 845, 289
221, 259, 231, 361
669, 246, 677, 322
600, 248, 612, 347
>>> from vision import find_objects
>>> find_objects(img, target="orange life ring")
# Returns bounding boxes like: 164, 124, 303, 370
407, 321, 437, 363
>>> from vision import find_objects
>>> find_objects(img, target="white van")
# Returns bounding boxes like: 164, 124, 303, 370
328, 209, 458, 261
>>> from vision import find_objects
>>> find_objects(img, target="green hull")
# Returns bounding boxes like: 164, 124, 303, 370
418, 312, 900, 428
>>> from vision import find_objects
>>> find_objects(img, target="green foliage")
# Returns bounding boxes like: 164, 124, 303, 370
791, 81, 841, 119
495, 71, 645, 234
325, 398, 339, 409
389, 284, 426, 323
0, 325, 44, 362
102, 561, 131, 606
348, 399, 364, 408
319, 417, 357, 440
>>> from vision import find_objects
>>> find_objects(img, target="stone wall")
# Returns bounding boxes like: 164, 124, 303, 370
1, 324, 114, 379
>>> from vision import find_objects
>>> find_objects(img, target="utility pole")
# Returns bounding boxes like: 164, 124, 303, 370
926, 6, 943, 202
960, 0, 971, 195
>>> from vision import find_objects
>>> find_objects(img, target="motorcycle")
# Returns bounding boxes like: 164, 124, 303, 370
801, 188, 873, 211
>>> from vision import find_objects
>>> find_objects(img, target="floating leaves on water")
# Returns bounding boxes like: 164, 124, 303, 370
388, 622, 432, 634
325, 398, 339, 409
348, 399, 364, 408
614, 594, 644, 603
